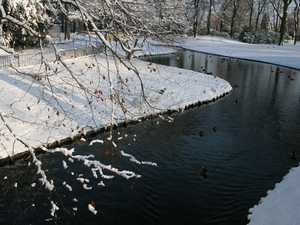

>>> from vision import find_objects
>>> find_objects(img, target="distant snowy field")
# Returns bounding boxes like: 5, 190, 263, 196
181, 36, 300, 70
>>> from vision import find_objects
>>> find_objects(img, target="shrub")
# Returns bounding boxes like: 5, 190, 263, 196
239, 26, 279, 44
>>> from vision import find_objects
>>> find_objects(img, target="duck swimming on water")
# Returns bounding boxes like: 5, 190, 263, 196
199, 131, 204, 137
290, 151, 297, 160
200, 166, 208, 178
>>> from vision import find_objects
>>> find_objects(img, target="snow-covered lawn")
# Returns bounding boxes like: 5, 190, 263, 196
0, 52, 232, 161
180, 36, 300, 70
0, 35, 299, 224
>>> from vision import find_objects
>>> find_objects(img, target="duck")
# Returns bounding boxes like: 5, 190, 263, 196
199, 131, 204, 137
212, 127, 218, 132
290, 151, 297, 160
200, 166, 208, 178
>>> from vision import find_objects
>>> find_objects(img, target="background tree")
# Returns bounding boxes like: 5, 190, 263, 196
0, 0, 50, 49
248, 0, 255, 27
261, 13, 271, 30
191, 0, 201, 37
254, 0, 267, 30
293, 0, 299, 44
206, 0, 214, 34
270, 0, 293, 45
229, 0, 241, 37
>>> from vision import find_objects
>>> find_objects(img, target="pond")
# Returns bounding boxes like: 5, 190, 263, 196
1, 50, 300, 225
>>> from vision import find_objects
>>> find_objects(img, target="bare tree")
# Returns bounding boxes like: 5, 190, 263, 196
207, 0, 214, 34
293, 0, 300, 44
230, 0, 241, 37
254, 0, 267, 30
248, 0, 255, 27
270, 0, 293, 45
0, 0, 189, 218
192, 0, 201, 37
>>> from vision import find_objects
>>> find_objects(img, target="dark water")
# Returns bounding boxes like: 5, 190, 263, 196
1, 50, 300, 225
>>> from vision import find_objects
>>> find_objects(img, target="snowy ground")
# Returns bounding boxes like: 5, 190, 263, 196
180, 36, 300, 70
1, 35, 300, 224
0, 42, 231, 161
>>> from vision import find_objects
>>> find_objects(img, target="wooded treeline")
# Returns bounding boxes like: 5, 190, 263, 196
190, 0, 299, 45
0, 0, 299, 51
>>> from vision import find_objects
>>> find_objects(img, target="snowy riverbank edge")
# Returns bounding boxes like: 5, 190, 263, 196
0, 54, 233, 166
179, 36, 300, 71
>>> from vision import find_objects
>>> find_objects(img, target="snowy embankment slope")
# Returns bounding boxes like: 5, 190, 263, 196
180, 36, 300, 70
0, 53, 232, 162
247, 165, 300, 225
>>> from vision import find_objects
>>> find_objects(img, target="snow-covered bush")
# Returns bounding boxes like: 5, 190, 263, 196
239, 26, 279, 44
2, 0, 51, 49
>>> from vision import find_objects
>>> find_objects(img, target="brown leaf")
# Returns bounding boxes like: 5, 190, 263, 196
27, 107, 31, 110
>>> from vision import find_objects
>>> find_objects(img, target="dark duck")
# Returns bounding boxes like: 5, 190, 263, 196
200, 166, 208, 179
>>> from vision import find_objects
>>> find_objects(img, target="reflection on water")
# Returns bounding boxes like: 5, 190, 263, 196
1, 50, 300, 224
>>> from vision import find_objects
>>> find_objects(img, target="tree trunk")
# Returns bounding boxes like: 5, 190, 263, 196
207, 0, 213, 35
255, 0, 267, 30
249, 0, 254, 27
294, 0, 299, 45
230, 0, 240, 38
278, 0, 292, 45
193, 0, 200, 38
64, 3, 70, 40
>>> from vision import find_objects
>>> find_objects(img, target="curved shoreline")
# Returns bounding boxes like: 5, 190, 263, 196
3, 44, 297, 167
0, 89, 232, 167
181, 47, 300, 71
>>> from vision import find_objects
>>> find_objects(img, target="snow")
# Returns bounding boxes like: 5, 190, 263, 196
247, 165, 300, 225
0, 34, 299, 222
0, 47, 231, 160
180, 36, 300, 70
88, 204, 97, 215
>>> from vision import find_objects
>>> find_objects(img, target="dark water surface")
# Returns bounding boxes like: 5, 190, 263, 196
1, 50, 300, 225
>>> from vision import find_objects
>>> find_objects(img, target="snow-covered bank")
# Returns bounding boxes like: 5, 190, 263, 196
0, 54, 232, 163
180, 36, 300, 70
247, 163, 300, 225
